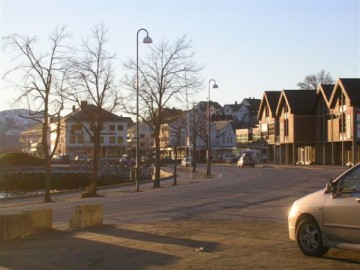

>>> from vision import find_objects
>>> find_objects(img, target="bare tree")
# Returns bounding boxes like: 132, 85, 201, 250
123, 36, 202, 188
66, 24, 119, 197
2, 27, 69, 202
160, 112, 187, 185
297, 69, 334, 90
189, 102, 209, 170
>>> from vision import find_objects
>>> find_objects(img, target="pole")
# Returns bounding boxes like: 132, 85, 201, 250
136, 28, 152, 191
184, 68, 192, 183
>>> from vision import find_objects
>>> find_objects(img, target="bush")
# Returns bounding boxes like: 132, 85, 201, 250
0, 152, 44, 167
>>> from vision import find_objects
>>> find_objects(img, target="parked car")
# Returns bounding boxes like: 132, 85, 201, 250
288, 164, 360, 257
119, 155, 136, 167
237, 155, 255, 168
181, 156, 192, 167
221, 154, 237, 164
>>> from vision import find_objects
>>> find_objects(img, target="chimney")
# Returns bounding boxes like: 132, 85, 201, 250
72, 105, 76, 112
80, 101, 88, 109
235, 101, 237, 104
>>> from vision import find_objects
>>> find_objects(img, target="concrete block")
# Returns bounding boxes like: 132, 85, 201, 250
23, 208, 53, 234
0, 208, 52, 241
0, 213, 31, 240
69, 204, 103, 228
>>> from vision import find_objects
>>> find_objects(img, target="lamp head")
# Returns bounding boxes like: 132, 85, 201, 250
213, 83, 219, 89
143, 36, 153, 44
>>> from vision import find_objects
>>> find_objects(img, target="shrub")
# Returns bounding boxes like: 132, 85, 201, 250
0, 152, 44, 167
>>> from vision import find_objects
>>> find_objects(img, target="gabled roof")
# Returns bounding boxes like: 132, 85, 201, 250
213, 120, 231, 131
195, 101, 223, 112
329, 78, 360, 108
257, 91, 281, 120
317, 84, 335, 107
241, 98, 261, 109
223, 103, 242, 112
276, 90, 317, 116
213, 120, 235, 135
65, 104, 128, 123
21, 122, 43, 134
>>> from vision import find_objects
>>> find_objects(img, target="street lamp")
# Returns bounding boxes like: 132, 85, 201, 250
136, 28, 152, 191
207, 79, 218, 177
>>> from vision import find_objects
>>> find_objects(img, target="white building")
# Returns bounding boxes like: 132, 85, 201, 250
53, 103, 131, 159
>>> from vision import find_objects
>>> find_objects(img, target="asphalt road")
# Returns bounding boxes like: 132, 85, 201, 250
0, 164, 348, 227
1, 164, 359, 269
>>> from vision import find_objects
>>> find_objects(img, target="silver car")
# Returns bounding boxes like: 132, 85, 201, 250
288, 164, 360, 256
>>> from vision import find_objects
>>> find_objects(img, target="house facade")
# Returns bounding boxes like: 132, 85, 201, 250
54, 103, 130, 160
257, 78, 360, 166
127, 122, 155, 158
257, 91, 281, 163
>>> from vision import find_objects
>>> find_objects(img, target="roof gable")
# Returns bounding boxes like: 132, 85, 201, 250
276, 90, 317, 116
65, 104, 127, 123
329, 78, 360, 108
258, 91, 281, 120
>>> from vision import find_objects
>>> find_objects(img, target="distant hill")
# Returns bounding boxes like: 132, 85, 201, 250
0, 109, 38, 136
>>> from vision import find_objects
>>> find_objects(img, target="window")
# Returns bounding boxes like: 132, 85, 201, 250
70, 136, 75, 144
140, 134, 145, 138
70, 124, 82, 134
117, 137, 123, 144
284, 119, 289, 136
339, 113, 346, 133
78, 136, 84, 144
109, 124, 115, 131
117, 125, 123, 131
100, 137, 104, 144
340, 166, 360, 192
109, 136, 115, 143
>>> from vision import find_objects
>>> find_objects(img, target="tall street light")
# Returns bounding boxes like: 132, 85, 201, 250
207, 79, 218, 177
136, 28, 152, 191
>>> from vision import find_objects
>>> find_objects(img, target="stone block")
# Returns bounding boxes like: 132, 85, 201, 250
69, 204, 103, 228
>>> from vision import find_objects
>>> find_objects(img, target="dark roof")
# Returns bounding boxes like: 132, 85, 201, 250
257, 91, 281, 120
265, 91, 281, 115
277, 90, 317, 115
242, 98, 261, 109
195, 101, 223, 112
317, 84, 335, 105
65, 104, 128, 123
339, 78, 360, 106
224, 103, 242, 112
161, 108, 185, 124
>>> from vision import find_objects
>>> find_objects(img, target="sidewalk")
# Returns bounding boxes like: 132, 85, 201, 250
0, 166, 210, 225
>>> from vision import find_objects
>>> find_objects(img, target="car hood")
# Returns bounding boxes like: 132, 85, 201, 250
293, 189, 327, 209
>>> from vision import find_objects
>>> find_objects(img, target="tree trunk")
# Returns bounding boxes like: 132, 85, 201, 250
42, 116, 52, 203
83, 140, 100, 197
173, 147, 178, 185
192, 141, 197, 172
44, 158, 52, 202
153, 134, 161, 188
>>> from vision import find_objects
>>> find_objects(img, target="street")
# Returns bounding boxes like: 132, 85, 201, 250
0, 164, 359, 269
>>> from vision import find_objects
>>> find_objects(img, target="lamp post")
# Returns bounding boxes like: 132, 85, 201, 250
184, 67, 192, 183
207, 79, 218, 177
136, 28, 152, 191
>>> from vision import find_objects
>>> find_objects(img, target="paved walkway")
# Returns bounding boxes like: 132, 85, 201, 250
0, 166, 211, 229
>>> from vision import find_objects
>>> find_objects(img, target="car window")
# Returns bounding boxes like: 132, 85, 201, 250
339, 166, 360, 193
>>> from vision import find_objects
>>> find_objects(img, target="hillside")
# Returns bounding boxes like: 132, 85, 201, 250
0, 109, 38, 135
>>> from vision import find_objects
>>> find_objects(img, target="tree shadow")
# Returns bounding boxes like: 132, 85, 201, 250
0, 224, 220, 270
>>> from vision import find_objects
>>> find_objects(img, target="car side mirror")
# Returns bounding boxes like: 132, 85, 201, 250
325, 178, 338, 198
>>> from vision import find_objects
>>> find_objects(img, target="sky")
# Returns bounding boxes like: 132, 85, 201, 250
0, 0, 359, 113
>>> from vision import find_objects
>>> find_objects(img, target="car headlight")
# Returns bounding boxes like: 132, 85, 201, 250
288, 205, 298, 220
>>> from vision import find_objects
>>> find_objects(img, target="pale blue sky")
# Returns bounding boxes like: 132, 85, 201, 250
1, 0, 359, 112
